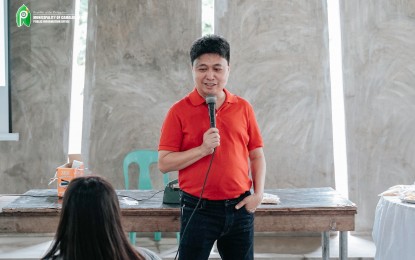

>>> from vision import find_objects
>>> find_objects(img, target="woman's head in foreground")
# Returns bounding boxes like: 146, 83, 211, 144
43, 175, 144, 260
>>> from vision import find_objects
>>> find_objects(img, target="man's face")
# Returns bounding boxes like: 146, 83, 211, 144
192, 53, 230, 98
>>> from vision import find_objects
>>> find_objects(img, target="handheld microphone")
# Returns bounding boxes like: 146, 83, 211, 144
205, 95, 217, 128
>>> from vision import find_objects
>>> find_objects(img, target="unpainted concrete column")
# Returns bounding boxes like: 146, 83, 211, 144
0, 0, 75, 193
341, 0, 415, 232
83, 0, 201, 188
215, 0, 334, 189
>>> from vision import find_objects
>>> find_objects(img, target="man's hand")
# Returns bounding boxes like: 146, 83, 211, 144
201, 128, 220, 155
235, 193, 263, 213
158, 128, 221, 173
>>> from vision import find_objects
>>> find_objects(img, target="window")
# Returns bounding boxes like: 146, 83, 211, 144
0, 0, 18, 141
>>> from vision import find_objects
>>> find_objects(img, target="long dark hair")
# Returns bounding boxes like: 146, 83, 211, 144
42, 176, 145, 260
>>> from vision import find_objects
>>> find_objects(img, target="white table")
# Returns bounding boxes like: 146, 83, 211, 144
372, 196, 415, 260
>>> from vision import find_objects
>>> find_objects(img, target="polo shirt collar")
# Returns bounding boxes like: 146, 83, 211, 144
188, 88, 238, 106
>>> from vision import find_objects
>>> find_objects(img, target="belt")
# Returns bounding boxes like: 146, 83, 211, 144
181, 191, 251, 207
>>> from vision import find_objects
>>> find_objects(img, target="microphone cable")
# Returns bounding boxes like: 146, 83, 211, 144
173, 148, 216, 260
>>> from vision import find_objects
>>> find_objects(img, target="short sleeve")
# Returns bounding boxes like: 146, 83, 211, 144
247, 104, 264, 151
158, 106, 182, 152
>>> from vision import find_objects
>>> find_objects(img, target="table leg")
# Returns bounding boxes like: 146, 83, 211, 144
339, 231, 348, 260
322, 231, 330, 260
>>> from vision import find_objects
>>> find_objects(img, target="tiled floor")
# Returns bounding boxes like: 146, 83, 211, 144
0, 232, 375, 260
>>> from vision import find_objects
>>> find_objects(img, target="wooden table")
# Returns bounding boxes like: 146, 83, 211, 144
0, 187, 356, 260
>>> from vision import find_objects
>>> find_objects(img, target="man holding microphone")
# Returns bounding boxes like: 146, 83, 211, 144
158, 34, 266, 260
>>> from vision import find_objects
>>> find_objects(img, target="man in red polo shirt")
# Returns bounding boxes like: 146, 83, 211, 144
158, 34, 266, 260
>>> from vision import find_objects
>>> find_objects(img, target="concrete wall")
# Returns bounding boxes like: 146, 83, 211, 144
82, 0, 201, 189
83, 0, 333, 190
341, 0, 415, 232
215, 0, 334, 188
2, 0, 414, 234
0, 1, 74, 193
1, 0, 334, 193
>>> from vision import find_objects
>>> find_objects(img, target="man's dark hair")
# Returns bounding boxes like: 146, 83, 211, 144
190, 34, 230, 65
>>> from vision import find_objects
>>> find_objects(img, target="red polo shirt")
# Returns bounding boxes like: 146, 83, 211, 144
159, 88, 263, 200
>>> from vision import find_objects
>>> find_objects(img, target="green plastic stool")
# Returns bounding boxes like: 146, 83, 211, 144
123, 149, 179, 245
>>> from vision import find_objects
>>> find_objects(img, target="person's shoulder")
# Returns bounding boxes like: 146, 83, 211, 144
172, 96, 190, 107
168, 93, 193, 111
235, 95, 250, 104
136, 247, 162, 260
232, 94, 254, 109
225, 89, 250, 106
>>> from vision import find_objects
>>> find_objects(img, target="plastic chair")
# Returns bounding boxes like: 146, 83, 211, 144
123, 149, 179, 245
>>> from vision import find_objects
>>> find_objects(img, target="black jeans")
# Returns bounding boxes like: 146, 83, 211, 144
179, 191, 254, 260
